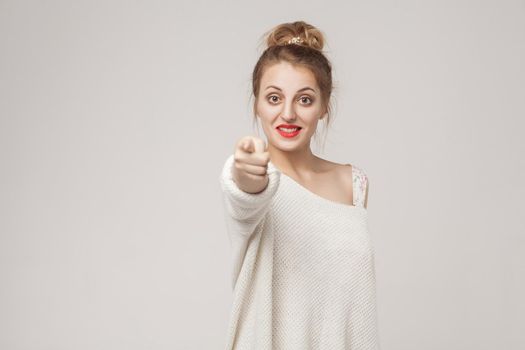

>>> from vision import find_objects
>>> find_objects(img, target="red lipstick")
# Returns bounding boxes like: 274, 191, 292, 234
276, 124, 302, 138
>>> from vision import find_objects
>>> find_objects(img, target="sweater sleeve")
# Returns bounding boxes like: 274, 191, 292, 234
219, 153, 281, 237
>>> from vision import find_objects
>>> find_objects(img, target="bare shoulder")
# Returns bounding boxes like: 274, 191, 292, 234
314, 157, 350, 176
315, 157, 355, 197
320, 157, 369, 208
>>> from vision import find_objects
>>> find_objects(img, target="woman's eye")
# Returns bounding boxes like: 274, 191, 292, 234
300, 96, 312, 104
268, 95, 279, 103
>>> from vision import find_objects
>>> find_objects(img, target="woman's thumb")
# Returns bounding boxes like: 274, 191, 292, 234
243, 138, 254, 153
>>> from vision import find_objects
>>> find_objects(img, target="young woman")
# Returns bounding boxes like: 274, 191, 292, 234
219, 21, 380, 349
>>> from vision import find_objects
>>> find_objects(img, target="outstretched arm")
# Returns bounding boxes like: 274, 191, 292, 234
219, 153, 281, 237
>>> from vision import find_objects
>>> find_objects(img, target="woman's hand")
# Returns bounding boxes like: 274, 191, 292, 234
232, 136, 271, 194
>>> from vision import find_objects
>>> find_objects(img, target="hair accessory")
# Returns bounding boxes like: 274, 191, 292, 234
287, 36, 304, 45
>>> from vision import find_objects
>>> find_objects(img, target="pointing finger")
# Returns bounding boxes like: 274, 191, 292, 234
253, 138, 266, 154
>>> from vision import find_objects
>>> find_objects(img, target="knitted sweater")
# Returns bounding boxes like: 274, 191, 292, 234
219, 153, 380, 349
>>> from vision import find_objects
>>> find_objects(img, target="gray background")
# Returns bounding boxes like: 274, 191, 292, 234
1, 0, 524, 349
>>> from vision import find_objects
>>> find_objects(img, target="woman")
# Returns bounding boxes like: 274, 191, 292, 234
219, 20, 380, 349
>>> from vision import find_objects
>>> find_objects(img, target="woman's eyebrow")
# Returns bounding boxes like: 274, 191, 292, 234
265, 85, 316, 93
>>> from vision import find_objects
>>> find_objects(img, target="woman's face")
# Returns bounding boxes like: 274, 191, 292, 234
255, 61, 325, 152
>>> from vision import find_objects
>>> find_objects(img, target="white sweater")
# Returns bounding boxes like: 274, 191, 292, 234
219, 154, 380, 349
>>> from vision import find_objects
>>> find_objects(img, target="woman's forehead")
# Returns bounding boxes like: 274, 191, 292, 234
261, 63, 318, 91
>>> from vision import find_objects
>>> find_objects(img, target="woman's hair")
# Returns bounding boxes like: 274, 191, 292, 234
251, 21, 336, 152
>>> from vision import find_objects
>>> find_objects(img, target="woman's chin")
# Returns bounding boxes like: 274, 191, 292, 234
273, 139, 305, 152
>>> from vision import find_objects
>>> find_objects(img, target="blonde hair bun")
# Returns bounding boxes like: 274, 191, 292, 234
263, 20, 325, 51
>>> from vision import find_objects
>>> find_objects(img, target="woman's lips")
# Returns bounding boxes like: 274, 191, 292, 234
276, 127, 302, 138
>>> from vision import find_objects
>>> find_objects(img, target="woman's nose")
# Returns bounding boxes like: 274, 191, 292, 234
280, 101, 297, 121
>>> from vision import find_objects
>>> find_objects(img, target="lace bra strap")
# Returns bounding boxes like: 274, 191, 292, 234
350, 164, 368, 208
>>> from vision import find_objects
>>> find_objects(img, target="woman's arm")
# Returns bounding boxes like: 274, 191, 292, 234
219, 153, 281, 237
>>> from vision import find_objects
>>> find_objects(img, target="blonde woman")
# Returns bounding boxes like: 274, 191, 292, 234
219, 21, 380, 349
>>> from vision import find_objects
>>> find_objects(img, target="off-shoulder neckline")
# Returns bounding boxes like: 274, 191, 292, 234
270, 162, 367, 212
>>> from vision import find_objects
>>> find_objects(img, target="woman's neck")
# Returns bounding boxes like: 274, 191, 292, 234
268, 143, 320, 176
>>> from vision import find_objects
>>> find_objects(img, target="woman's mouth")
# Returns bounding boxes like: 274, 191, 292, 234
276, 126, 302, 138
